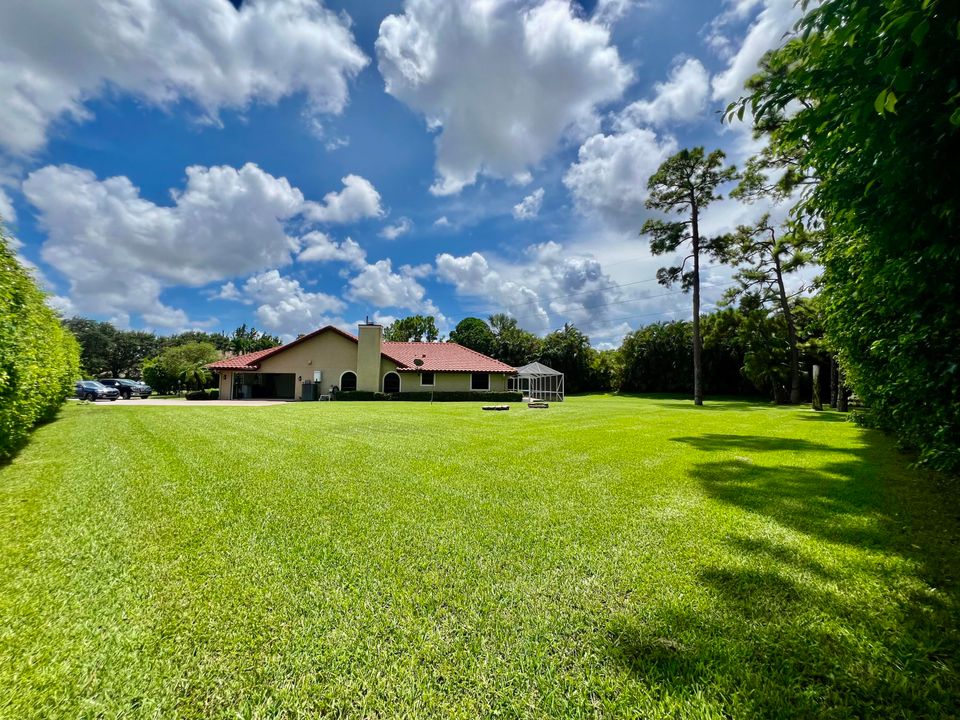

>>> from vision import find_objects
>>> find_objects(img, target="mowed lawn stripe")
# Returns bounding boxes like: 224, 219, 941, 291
1, 397, 957, 718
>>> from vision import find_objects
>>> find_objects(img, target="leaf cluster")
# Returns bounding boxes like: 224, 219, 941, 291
729, 0, 960, 470
0, 226, 81, 460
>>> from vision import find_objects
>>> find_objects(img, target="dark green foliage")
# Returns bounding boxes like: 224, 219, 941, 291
169, 330, 232, 352
449, 317, 496, 356
487, 314, 542, 367
618, 306, 827, 401
383, 315, 440, 342
700, 310, 759, 397
63, 318, 233, 378
589, 349, 622, 392
619, 321, 694, 393
63, 318, 163, 378
228, 324, 279, 354
334, 390, 387, 401
539, 324, 597, 394
732, 0, 960, 471
142, 342, 219, 395
0, 229, 80, 460
336, 390, 522, 402
185, 389, 220, 401
714, 215, 817, 404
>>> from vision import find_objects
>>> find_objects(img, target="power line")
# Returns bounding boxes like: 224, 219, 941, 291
454, 278, 733, 320
447, 256, 733, 318
574, 303, 724, 337
448, 279, 737, 328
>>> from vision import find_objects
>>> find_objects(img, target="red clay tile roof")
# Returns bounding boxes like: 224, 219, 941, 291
383, 341, 516, 374
205, 326, 362, 371
205, 326, 514, 374
206, 347, 277, 371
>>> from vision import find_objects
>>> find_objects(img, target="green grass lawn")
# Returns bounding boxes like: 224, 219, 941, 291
1, 396, 957, 718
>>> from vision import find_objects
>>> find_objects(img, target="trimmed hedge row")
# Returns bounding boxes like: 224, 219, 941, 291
0, 231, 81, 461
185, 389, 220, 400
336, 391, 523, 402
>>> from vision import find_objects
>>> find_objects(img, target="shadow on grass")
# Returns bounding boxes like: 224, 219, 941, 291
796, 410, 850, 423
604, 393, 776, 412
0, 406, 71, 467
605, 429, 960, 716
672, 433, 852, 455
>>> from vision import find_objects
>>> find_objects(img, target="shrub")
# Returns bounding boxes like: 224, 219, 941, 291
336, 391, 522, 402
0, 230, 81, 461
143, 342, 220, 395
335, 391, 389, 401
389, 391, 523, 402
185, 389, 219, 401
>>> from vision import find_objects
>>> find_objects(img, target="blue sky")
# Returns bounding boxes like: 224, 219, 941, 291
0, 0, 799, 346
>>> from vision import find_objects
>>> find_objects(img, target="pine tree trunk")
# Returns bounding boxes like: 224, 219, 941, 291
773, 253, 800, 404
829, 356, 837, 408
811, 364, 822, 410
691, 204, 703, 406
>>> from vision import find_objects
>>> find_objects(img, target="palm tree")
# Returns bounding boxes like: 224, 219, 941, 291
179, 365, 211, 392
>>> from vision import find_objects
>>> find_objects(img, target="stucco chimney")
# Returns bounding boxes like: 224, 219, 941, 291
356, 322, 382, 392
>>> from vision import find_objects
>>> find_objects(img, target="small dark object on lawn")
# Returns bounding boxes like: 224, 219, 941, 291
528, 402, 549, 409
482, 405, 510, 411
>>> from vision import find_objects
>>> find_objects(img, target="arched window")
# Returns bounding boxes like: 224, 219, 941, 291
383, 372, 401, 394
340, 371, 357, 392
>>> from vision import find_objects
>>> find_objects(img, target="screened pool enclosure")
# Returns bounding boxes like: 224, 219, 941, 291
509, 361, 564, 402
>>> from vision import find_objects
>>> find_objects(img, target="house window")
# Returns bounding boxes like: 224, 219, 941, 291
471, 372, 489, 391
383, 372, 401, 393
340, 371, 357, 392
420, 371, 435, 386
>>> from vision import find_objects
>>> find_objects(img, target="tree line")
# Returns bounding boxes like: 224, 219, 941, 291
441, 302, 830, 402
64, 319, 280, 394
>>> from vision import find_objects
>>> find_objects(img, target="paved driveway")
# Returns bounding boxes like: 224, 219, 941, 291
73, 398, 293, 407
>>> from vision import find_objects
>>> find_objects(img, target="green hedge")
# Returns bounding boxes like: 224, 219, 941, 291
185, 389, 220, 400
0, 230, 80, 461
336, 390, 522, 402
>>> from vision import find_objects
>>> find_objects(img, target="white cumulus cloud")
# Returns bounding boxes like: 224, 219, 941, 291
617, 57, 710, 128
379, 217, 413, 240
710, 0, 801, 105
435, 242, 622, 332
305, 174, 384, 224
22, 162, 372, 326
0, 0, 368, 155
238, 269, 346, 337
376, 0, 632, 195
297, 231, 367, 267
513, 188, 545, 220
563, 127, 678, 230
347, 259, 438, 314
0, 187, 15, 223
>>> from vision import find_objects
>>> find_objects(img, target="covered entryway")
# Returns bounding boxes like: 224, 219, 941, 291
232, 372, 296, 399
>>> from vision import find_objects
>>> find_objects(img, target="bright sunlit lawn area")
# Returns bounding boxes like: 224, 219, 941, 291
1, 396, 957, 718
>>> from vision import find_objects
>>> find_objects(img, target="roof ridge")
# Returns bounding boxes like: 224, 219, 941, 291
444, 341, 516, 370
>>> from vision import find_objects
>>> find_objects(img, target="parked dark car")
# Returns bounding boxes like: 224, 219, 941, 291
99, 378, 152, 399
75, 380, 120, 401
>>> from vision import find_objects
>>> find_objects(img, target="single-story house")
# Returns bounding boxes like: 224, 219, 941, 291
206, 322, 517, 400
